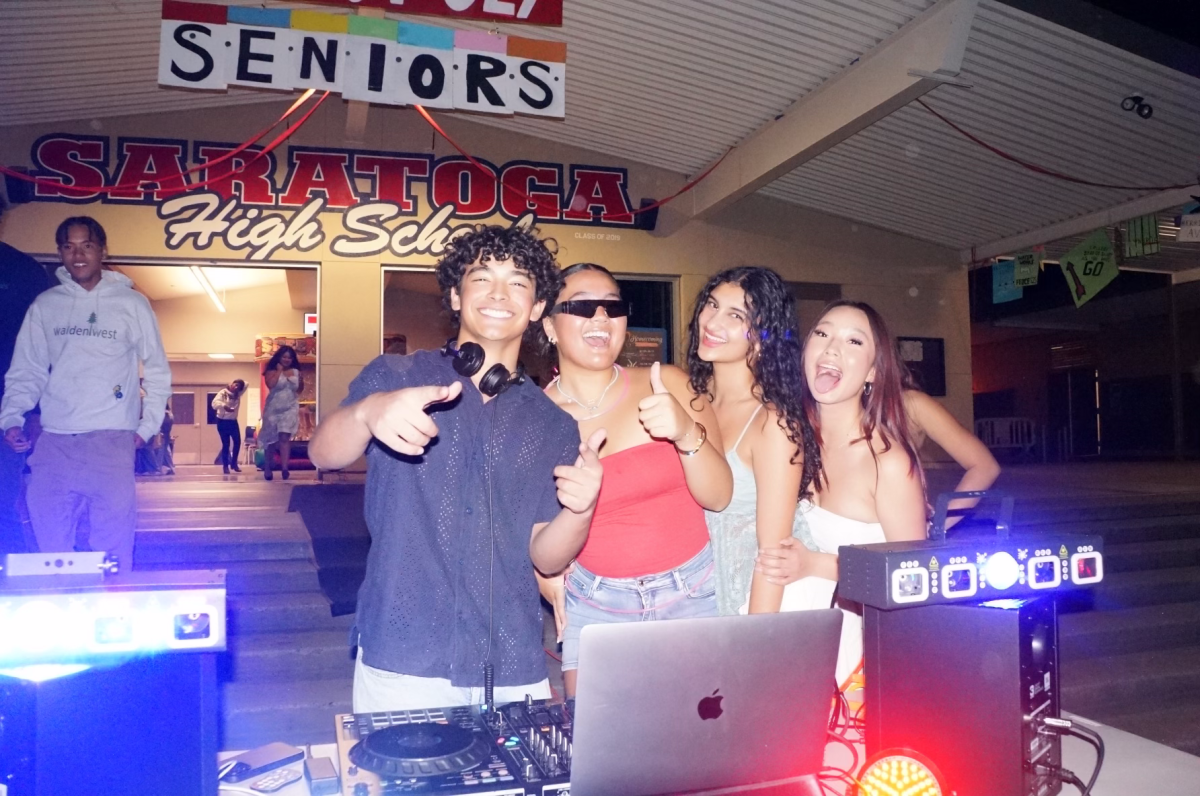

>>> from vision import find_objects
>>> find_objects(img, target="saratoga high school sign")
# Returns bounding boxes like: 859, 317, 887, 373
23, 134, 637, 261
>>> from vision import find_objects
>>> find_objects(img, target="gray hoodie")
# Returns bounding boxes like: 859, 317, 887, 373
0, 267, 171, 441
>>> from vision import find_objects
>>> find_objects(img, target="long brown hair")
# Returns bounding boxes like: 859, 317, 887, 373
799, 300, 922, 498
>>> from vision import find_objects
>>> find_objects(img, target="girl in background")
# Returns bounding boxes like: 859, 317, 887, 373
260, 346, 302, 481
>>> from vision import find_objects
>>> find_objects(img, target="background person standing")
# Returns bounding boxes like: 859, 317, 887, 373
0, 194, 51, 556
0, 216, 171, 570
211, 378, 245, 474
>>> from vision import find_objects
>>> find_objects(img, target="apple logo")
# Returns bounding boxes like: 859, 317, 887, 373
697, 689, 724, 720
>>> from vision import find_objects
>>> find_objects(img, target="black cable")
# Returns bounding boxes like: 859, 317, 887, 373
1064, 724, 1104, 796
483, 398, 500, 718
1038, 717, 1105, 796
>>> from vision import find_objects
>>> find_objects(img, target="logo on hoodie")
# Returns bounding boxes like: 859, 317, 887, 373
54, 324, 118, 340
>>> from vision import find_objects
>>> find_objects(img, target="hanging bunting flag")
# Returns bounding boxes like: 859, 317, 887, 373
157, 0, 567, 118
1059, 229, 1117, 308
1012, 250, 1040, 287
991, 260, 1022, 304
1178, 200, 1200, 243
1123, 214, 1160, 258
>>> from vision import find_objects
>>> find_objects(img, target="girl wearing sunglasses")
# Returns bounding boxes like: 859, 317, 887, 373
685, 267, 816, 617
540, 263, 732, 698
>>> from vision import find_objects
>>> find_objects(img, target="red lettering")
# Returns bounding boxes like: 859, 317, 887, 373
431, 159, 498, 217
355, 155, 430, 212
500, 164, 561, 220
196, 145, 277, 204
563, 168, 633, 224
32, 137, 109, 200
279, 151, 357, 208
110, 140, 189, 201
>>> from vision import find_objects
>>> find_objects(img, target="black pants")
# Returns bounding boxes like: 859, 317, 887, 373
217, 419, 241, 467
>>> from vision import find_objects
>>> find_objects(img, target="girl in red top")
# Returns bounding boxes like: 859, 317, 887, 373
540, 263, 732, 697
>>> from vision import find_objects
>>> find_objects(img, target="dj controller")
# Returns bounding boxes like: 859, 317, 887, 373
335, 697, 573, 796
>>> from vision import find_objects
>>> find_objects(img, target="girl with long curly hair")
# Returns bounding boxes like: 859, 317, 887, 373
686, 266, 816, 616
754, 300, 927, 684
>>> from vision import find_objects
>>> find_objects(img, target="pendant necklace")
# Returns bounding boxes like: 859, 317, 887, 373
554, 365, 623, 419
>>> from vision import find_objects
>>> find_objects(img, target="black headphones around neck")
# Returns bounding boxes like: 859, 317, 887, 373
440, 339, 526, 397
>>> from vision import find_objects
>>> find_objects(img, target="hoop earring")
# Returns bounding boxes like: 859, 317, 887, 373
863, 381, 874, 397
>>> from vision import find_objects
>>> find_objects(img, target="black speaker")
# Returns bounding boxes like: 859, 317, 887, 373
865, 597, 1061, 796
0, 652, 219, 796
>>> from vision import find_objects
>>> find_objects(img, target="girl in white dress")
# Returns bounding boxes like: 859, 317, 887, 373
756, 301, 927, 685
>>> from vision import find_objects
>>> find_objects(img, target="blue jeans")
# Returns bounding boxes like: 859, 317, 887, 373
561, 544, 717, 671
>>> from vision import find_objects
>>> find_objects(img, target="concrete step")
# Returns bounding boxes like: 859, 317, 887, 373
226, 629, 356, 682
221, 677, 351, 749
1062, 646, 1200, 717
1104, 538, 1200, 573
228, 592, 354, 635
1092, 567, 1200, 610
1079, 701, 1200, 758
139, 559, 320, 595
1060, 601, 1200, 660
134, 530, 313, 565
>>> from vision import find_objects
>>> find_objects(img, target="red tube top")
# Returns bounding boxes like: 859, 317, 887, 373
575, 440, 709, 578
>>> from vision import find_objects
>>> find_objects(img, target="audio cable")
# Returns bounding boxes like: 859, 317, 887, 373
1035, 716, 1105, 796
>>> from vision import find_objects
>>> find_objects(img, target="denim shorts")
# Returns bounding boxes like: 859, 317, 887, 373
560, 544, 718, 671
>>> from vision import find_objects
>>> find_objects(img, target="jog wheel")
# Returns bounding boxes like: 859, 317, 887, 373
348, 722, 491, 778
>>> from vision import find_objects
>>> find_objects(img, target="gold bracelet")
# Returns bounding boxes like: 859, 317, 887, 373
675, 422, 707, 456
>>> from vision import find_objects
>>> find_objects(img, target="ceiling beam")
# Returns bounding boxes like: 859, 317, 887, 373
960, 185, 1199, 265
653, 0, 979, 237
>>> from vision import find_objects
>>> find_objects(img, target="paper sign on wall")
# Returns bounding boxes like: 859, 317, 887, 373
1012, 251, 1040, 287
158, 1, 566, 118
1059, 229, 1117, 308
1179, 215, 1200, 243
991, 260, 1022, 304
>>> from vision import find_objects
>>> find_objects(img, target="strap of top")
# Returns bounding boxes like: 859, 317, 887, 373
729, 404, 763, 454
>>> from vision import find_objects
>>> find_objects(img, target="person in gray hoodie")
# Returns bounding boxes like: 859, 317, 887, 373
1, 216, 171, 570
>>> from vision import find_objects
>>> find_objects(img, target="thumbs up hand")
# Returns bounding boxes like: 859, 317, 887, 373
638, 362, 695, 443
355, 381, 464, 456
554, 428, 606, 516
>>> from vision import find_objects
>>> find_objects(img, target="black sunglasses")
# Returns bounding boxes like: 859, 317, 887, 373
550, 299, 629, 318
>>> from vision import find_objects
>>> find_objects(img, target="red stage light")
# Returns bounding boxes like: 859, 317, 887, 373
858, 748, 947, 796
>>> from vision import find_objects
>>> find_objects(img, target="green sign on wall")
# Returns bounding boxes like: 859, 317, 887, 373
1059, 230, 1117, 308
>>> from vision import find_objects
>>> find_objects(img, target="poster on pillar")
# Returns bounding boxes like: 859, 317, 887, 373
1059, 229, 1118, 308
157, 1, 566, 118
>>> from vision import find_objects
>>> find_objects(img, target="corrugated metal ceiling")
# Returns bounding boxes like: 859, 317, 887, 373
0, 0, 935, 178
760, 0, 1200, 253
1, 0, 1197, 260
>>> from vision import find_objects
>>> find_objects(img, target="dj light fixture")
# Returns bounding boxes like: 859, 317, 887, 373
858, 748, 947, 796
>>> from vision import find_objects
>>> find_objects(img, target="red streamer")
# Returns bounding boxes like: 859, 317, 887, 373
0, 91, 327, 197
413, 104, 732, 221
917, 98, 1195, 192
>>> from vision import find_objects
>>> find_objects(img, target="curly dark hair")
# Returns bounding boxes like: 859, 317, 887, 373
685, 267, 814, 488
263, 345, 298, 375
436, 224, 562, 348
798, 300, 923, 500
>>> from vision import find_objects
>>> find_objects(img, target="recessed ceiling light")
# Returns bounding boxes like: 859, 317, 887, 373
208, 353, 235, 359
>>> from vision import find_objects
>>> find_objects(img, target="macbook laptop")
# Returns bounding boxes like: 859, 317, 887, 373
570, 609, 843, 796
